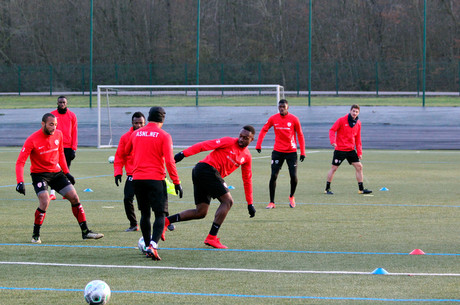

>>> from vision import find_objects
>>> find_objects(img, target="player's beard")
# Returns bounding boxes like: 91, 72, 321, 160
57, 107, 68, 114
44, 127, 55, 135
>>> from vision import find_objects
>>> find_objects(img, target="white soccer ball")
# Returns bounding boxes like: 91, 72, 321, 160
108, 156, 115, 164
138, 236, 146, 253
84, 280, 111, 305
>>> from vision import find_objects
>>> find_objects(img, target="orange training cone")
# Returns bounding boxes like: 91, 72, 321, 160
409, 249, 425, 255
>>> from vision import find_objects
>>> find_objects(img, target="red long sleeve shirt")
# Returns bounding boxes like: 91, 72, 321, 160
329, 114, 362, 156
183, 137, 253, 205
16, 129, 70, 183
125, 123, 180, 184
114, 127, 135, 176
51, 109, 78, 150
256, 113, 306, 155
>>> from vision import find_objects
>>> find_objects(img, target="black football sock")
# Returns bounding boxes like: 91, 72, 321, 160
33, 224, 41, 237
79, 221, 89, 233
326, 182, 331, 190
209, 222, 220, 236
358, 182, 364, 191
168, 214, 181, 224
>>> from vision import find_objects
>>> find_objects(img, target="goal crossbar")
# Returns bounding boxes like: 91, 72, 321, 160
96, 84, 284, 148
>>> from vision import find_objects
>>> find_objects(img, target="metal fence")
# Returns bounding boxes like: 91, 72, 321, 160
0, 61, 458, 95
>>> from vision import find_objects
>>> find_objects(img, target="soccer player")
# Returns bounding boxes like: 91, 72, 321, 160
125, 107, 183, 261
113, 111, 146, 232
167, 125, 256, 249
325, 104, 372, 195
255, 99, 306, 209
49, 95, 78, 200
15, 113, 103, 244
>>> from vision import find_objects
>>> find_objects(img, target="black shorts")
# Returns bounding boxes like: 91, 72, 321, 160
271, 150, 298, 172
192, 162, 228, 205
133, 180, 168, 214
331, 150, 360, 166
31, 172, 73, 195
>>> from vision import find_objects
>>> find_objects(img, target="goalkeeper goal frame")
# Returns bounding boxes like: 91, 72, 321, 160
96, 84, 284, 148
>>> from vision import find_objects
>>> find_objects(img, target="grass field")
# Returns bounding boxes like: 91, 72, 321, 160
1, 147, 460, 304
0, 94, 459, 108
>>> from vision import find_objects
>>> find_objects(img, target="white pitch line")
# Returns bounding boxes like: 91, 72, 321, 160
1, 261, 460, 277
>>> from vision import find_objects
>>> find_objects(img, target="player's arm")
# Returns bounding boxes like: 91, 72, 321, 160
241, 157, 255, 218
295, 118, 306, 160
113, 136, 127, 186
175, 138, 232, 163
71, 114, 78, 151
328, 119, 340, 147
255, 117, 273, 153
164, 135, 183, 198
15, 140, 32, 195
58, 135, 70, 174
355, 124, 363, 158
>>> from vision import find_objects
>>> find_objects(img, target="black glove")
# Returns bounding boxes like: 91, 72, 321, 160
248, 204, 256, 218
256, 149, 261, 153
65, 173, 75, 185
175, 184, 183, 198
174, 151, 185, 163
115, 175, 122, 186
16, 182, 25, 195
300, 155, 305, 162
70, 150, 76, 161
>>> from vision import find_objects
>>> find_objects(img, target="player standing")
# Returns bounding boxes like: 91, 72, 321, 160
125, 107, 183, 260
15, 113, 103, 243
113, 111, 146, 232
167, 125, 256, 249
325, 104, 372, 195
255, 99, 306, 209
49, 95, 78, 200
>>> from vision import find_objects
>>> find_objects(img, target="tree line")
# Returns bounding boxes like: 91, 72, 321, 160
0, 0, 458, 91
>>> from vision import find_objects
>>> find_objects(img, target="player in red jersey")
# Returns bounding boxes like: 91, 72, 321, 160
15, 113, 103, 244
325, 104, 372, 195
255, 99, 306, 209
167, 125, 256, 249
114, 111, 145, 232
49, 96, 78, 200
125, 107, 183, 260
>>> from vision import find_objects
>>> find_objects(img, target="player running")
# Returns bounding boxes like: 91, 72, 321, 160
15, 113, 103, 243
166, 125, 256, 249
113, 111, 146, 232
255, 99, 306, 209
325, 104, 372, 195
125, 107, 183, 260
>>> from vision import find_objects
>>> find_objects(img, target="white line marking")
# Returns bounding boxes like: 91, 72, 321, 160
1, 261, 459, 277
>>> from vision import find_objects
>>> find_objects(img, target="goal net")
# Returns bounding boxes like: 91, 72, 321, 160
96, 84, 284, 148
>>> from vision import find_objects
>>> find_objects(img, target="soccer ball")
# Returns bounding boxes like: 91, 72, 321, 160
138, 236, 147, 253
138, 236, 145, 252
108, 156, 115, 164
84, 280, 111, 305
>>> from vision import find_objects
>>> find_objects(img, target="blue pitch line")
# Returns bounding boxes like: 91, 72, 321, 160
1, 243, 459, 256
0, 287, 458, 302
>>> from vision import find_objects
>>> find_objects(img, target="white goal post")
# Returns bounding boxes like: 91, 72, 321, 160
96, 84, 284, 148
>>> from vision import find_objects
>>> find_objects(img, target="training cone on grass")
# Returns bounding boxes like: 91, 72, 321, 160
380, 187, 389, 191
371, 268, 389, 275
409, 249, 425, 255
83, 188, 93, 192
